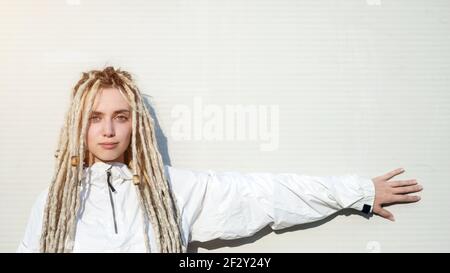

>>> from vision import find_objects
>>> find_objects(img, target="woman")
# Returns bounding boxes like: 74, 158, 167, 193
17, 66, 423, 253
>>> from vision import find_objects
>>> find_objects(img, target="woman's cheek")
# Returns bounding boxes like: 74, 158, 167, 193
87, 125, 101, 144
117, 122, 132, 141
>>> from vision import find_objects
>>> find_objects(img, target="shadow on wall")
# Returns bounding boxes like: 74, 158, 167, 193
187, 209, 372, 252
142, 94, 171, 167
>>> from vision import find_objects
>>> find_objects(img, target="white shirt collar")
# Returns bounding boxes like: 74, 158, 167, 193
82, 161, 133, 187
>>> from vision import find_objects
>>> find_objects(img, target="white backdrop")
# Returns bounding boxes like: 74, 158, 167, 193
0, 0, 449, 252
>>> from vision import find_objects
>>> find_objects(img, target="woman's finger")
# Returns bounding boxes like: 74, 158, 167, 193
389, 179, 418, 187
382, 168, 405, 181
392, 184, 423, 194
393, 194, 421, 203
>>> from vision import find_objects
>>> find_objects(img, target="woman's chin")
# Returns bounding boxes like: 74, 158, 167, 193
93, 153, 124, 163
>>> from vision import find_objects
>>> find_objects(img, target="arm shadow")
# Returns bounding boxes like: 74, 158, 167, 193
187, 209, 373, 252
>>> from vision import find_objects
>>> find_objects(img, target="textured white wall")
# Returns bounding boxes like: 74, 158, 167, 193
0, 0, 449, 252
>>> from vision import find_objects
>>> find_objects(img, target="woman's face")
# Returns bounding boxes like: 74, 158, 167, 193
86, 87, 132, 164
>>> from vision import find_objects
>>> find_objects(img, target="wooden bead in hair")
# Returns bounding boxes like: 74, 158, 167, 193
71, 156, 79, 167
133, 174, 140, 185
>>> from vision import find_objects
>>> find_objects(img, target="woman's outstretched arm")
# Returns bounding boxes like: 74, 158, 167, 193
165, 166, 422, 243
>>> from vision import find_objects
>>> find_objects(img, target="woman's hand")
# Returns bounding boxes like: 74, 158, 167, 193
372, 168, 423, 221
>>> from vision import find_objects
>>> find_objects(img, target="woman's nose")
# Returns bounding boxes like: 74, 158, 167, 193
103, 120, 115, 137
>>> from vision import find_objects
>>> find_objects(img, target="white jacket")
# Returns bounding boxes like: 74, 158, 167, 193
17, 161, 375, 252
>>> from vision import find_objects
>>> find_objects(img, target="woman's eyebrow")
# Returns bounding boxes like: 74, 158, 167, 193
91, 109, 130, 115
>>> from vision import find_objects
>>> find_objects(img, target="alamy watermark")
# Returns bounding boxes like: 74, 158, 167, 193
170, 97, 279, 152
366, 241, 382, 253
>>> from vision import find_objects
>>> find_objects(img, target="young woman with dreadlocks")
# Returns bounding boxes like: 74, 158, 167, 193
17, 66, 423, 253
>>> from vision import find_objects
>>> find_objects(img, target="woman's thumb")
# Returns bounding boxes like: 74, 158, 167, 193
377, 207, 395, 222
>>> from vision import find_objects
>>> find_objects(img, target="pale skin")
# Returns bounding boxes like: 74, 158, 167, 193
86, 87, 423, 222
371, 168, 423, 221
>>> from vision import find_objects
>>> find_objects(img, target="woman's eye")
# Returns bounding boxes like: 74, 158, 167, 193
116, 115, 129, 121
90, 116, 101, 122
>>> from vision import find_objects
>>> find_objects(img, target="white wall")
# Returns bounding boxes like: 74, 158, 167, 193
0, 0, 449, 252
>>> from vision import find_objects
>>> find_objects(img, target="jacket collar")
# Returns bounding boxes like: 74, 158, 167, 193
82, 161, 133, 187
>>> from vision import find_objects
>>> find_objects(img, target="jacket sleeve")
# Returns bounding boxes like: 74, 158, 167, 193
164, 166, 375, 243
16, 188, 48, 253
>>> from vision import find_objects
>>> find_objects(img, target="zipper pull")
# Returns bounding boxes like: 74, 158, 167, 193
106, 168, 116, 193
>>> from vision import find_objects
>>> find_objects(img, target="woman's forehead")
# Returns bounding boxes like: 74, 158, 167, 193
91, 87, 131, 112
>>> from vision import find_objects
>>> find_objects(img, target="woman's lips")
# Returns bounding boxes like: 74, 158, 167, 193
99, 143, 119, 150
